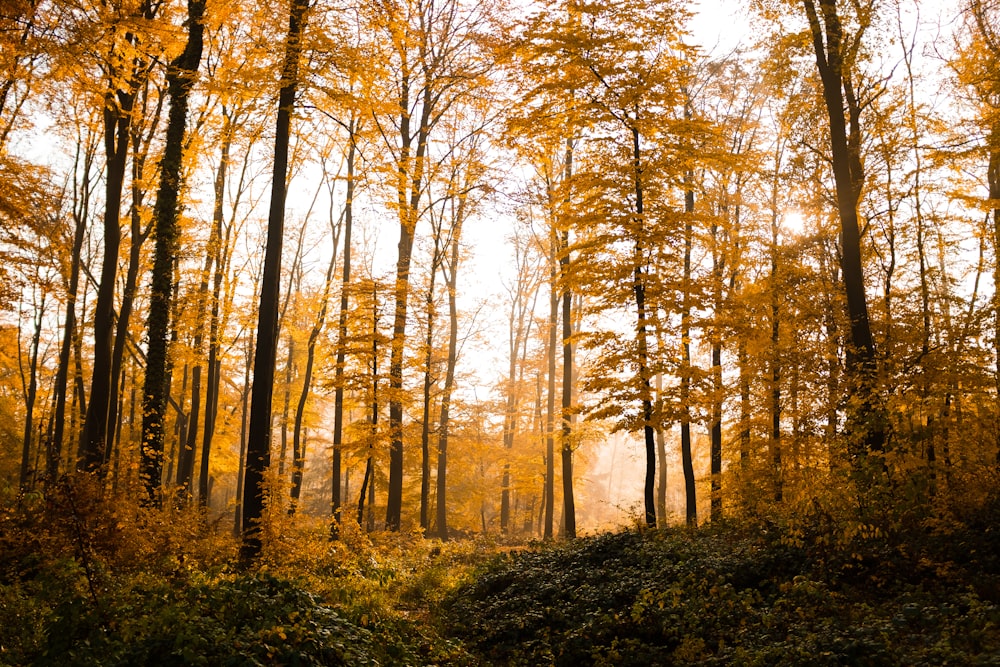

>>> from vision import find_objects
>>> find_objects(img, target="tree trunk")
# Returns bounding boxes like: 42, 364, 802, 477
138, 0, 205, 505
80, 97, 132, 473
435, 225, 463, 539
49, 138, 92, 482
544, 204, 558, 540
386, 79, 434, 531
233, 333, 253, 537
421, 243, 440, 532
770, 204, 783, 502
80, 0, 155, 473
560, 139, 576, 539
802, 0, 882, 457
359, 316, 379, 528
630, 124, 657, 529
240, 0, 308, 566
681, 177, 696, 527
199, 115, 233, 509
18, 287, 44, 491
656, 372, 668, 526
108, 95, 161, 469
291, 192, 341, 514
331, 130, 356, 531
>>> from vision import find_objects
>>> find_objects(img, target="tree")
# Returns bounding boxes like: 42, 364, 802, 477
79, 0, 158, 473
139, 0, 207, 506
499, 214, 543, 534
368, 0, 495, 531
240, 0, 310, 566
47, 121, 98, 483
800, 0, 884, 458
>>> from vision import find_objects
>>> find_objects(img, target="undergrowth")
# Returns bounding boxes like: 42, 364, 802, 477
4, 473, 1000, 665
441, 478, 1000, 666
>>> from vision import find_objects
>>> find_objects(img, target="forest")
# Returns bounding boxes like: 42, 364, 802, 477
2, 0, 1000, 663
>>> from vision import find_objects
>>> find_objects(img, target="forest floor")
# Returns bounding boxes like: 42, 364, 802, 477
3, 480, 1000, 665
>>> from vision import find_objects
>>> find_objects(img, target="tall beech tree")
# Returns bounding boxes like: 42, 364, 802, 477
800, 0, 884, 458
240, 0, 309, 565
139, 0, 206, 505
79, 0, 158, 473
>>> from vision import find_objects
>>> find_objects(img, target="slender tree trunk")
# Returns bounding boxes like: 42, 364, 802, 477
278, 335, 294, 477
199, 118, 232, 508
108, 93, 160, 468
331, 133, 356, 531
80, 98, 132, 473
738, 341, 750, 463
711, 330, 723, 519
990, 131, 1000, 462
291, 202, 340, 514
770, 206, 783, 503
500, 282, 520, 535
359, 318, 379, 528
681, 175, 696, 527
182, 220, 218, 506
80, 0, 155, 473
106, 172, 144, 468
49, 139, 92, 482
233, 333, 253, 537
240, 0, 308, 565
628, 124, 657, 529
560, 139, 576, 538
544, 208, 558, 540
655, 372, 668, 526
421, 245, 440, 532
138, 0, 205, 505
435, 231, 461, 540
386, 81, 434, 531
18, 289, 44, 491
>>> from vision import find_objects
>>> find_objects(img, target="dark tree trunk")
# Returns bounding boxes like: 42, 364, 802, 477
108, 91, 162, 469
710, 218, 724, 521
386, 68, 434, 531
802, 0, 883, 457
331, 131, 356, 531
436, 227, 461, 540
80, 0, 155, 473
138, 0, 205, 505
560, 139, 575, 539
421, 242, 440, 533
19, 289, 44, 491
233, 332, 254, 537
240, 0, 308, 566
106, 159, 147, 468
681, 178, 696, 527
279, 335, 294, 477
49, 140, 92, 483
199, 116, 233, 508
80, 97, 132, 473
629, 124, 657, 529
544, 225, 557, 540
738, 340, 750, 462
358, 317, 379, 528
